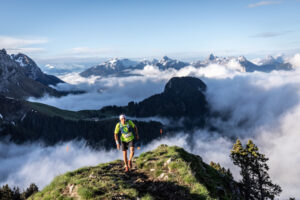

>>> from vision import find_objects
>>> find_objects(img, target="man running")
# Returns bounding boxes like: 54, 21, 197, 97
114, 114, 139, 172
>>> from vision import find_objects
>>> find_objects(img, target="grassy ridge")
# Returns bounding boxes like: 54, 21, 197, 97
25, 101, 115, 121
25, 102, 86, 121
29, 145, 241, 200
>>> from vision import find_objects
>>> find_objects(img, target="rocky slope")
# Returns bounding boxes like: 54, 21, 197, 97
0, 49, 65, 99
29, 145, 241, 200
11, 53, 64, 86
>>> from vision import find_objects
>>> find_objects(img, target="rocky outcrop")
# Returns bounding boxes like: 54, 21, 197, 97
134, 76, 208, 117
100, 76, 209, 127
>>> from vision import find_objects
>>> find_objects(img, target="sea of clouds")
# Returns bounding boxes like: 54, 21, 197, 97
2, 53, 300, 198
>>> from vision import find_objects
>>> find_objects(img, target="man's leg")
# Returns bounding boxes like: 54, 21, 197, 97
123, 150, 129, 171
128, 147, 134, 169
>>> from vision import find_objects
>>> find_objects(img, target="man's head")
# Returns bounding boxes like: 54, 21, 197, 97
119, 114, 126, 124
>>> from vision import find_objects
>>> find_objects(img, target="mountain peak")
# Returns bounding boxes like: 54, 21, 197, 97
164, 76, 206, 94
0, 50, 64, 98
265, 55, 275, 60
162, 55, 170, 60
263, 55, 276, 63
254, 55, 285, 66
29, 145, 241, 199
0, 48, 12, 62
208, 53, 216, 61
237, 56, 247, 62
0, 48, 7, 55
107, 57, 119, 63
11, 53, 35, 67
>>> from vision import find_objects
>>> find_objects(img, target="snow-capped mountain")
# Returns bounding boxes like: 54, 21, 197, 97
80, 53, 294, 78
252, 55, 283, 66
192, 54, 292, 72
155, 56, 189, 70
10, 53, 64, 86
136, 56, 189, 70
251, 55, 292, 71
80, 58, 142, 77
80, 56, 189, 77
0, 49, 65, 99
11, 53, 43, 80
192, 54, 254, 70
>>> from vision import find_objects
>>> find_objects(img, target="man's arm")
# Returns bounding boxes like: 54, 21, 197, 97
114, 124, 120, 150
114, 133, 119, 142
115, 133, 120, 150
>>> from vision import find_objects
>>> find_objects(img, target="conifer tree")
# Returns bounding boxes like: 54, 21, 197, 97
0, 184, 14, 200
210, 161, 233, 179
230, 139, 253, 199
0, 183, 39, 200
22, 183, 39, 199
230, 139, 282, 200
245, 140, 282, 200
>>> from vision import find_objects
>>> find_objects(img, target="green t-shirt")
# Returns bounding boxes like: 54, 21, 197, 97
114, 120, 135, 142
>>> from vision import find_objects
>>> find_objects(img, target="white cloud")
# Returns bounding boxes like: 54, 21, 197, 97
29, 73, 167, 111
58, 72, 100, 85
248, 1, 282, 8
0, 132, 240, 193
250, 31, 291, 38
0, 141, 121, 190
0, 35, 47, 55
29, 63, 243, 111
21, 58, 300, 198
0, 36, 48, 48
63, 47, 119, 58
254, 105, 300, 197
289, 53, 300, 68
7, 47, 45, 54
45, 64, 55, 69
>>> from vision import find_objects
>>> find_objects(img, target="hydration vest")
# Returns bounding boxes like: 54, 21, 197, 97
119, 121, 134, 142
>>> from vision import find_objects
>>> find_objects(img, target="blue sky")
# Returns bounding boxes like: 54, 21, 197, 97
0, 0, 299, 61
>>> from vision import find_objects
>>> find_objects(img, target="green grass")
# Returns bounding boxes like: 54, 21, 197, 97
26, 101, 85, 120
29, 145, 241, 200
136, 145, 214, 199
141, 193, 155, 200
25, 101, 113, 121
77, 186, 95, 199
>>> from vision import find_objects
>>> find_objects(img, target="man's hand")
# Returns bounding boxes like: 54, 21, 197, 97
115, 140, 120, 150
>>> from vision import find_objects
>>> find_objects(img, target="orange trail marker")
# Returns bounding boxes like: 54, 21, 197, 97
137, 147, 141, 150
66, 145, 69, 152
160, 129, 163, 135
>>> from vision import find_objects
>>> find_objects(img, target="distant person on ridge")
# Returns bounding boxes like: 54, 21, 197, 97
114, 114, 139, 172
